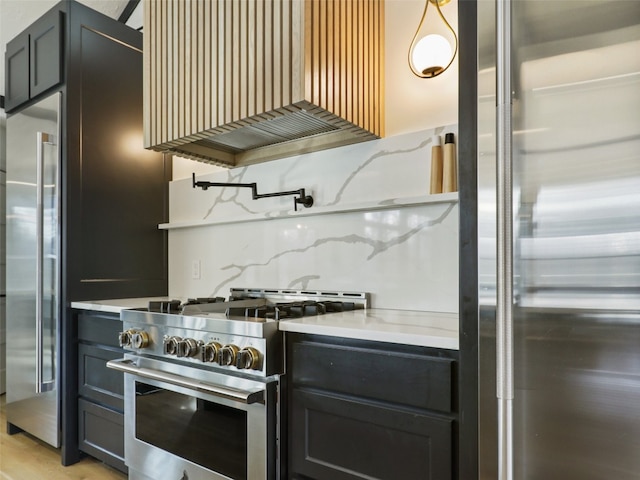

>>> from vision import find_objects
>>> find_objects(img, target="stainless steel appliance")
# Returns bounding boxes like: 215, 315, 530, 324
477, 1, 640, 478
5, 93, 61, 447
108, 288, 367, 480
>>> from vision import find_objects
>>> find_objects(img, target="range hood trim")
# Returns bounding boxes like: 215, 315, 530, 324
149, 101, 380, 168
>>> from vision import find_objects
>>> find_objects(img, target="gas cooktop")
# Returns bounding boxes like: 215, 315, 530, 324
118, 288, 369, 378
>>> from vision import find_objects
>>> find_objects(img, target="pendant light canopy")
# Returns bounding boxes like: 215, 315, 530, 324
408, 0, 458, 78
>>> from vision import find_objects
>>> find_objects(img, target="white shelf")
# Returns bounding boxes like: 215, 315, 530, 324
159, 192, 458, 230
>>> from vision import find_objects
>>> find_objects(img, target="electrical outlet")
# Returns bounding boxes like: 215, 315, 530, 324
191, 260, 201, 280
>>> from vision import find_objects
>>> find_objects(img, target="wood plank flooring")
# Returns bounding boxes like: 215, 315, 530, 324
0, 394, 126, 480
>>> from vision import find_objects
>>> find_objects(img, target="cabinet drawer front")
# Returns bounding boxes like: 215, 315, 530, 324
290, 389, 452, 480
78, 398, 126, 473
291, 339, 454, 413
78, 343, 124, 410
77, 312, 122, 347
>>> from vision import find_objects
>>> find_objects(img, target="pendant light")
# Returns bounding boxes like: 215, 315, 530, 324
408, 0, 458, 78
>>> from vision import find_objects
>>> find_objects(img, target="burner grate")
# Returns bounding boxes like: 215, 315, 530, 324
226, 299, 364, 321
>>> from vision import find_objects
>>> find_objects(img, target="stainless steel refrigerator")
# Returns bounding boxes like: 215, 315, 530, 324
477, 1, 640, 479
6, 93, 61, 448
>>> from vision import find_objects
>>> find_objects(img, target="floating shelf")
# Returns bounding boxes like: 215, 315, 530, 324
159, 192, 458, 230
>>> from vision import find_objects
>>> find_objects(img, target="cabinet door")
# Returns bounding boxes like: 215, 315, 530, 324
78, 398, 126, 473
290, 388, 453, 480
29, 10, 63, 98
78, 343, 124, 410
4, 31, 30, 111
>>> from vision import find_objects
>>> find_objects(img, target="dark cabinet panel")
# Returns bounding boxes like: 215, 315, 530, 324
287, 334, 459, 480
291, 339, 454, 413
76, 310, 126, 473
64, 11, 169, 300
4, 8, 63, 112
74, 26, 167, 292
29, 10, 63, 98
290, 389, 453, 480
78, 398, 126, 473
77, 312, 122, 348
78, 343, 124, 410
4, 31, 30, 111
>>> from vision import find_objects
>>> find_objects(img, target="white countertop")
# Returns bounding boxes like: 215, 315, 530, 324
70, 297, 174, 314
71, 300, 459, 350
279, 308, 459, 350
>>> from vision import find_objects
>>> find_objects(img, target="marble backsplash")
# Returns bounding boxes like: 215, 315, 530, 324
166, 126, 459, 313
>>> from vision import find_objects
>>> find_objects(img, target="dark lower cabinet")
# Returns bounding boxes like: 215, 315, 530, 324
76, 310, 126, 473
287, 334, 458, 480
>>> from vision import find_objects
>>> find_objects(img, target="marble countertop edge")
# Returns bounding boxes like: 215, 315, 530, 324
70, 300, 460, 350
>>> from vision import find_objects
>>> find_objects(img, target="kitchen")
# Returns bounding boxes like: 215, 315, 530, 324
1, 1, 639, 480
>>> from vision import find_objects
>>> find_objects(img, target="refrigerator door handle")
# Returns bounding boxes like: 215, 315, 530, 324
496, 0, 514, 479
36, 131, 56, 394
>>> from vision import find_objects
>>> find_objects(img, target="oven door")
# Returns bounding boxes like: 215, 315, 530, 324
108, 354, 279, 480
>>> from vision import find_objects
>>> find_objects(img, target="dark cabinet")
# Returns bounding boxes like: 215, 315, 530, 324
4, 8, 62, 111
287, 334, 459, 480
76, 310, 126, 473
4, 31, 29, 110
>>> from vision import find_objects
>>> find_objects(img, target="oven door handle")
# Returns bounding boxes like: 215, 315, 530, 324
106, 358, 265, 404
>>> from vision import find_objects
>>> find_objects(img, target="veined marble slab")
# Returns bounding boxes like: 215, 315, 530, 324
168, 126, 460, 314
279, 309, 459, 350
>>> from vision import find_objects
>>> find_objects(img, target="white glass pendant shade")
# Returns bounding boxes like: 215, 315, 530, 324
408, 0, 458, 78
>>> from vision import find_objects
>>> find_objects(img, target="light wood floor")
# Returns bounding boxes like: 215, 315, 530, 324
0, 394, 127, 480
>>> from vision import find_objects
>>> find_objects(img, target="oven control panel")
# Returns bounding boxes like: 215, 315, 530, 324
117, 327, 269, 374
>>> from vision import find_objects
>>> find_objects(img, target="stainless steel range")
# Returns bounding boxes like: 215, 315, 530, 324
107, 288, 368, 480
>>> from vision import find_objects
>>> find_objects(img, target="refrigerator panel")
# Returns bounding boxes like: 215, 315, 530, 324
479, 1, 640, 479
6, 93, 61, 448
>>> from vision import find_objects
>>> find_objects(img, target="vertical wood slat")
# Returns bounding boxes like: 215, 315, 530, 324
247, 0, 255, 117
203, 0, 210, 131
217, 1, 225, 127
172, 0, 178, 143
143, 0, 384, 151
143, 0, 151, 147
161, 0, 168, 144
256, 0, 264, 114
224, 1, 233, 122
281, 0, 290, 106
326, 0, 334, 114
339, 0, 346, 122
239, 0, 247, 120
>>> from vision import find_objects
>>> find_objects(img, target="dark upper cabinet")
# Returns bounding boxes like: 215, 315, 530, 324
4, 8, 63, 112
30, 10, 63, 98
4, 31, 30, 111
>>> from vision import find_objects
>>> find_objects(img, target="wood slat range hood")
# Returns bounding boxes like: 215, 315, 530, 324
143, 0, 385, 168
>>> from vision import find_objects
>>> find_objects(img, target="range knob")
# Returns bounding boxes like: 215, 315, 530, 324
164, 336, 182, 355
177, 338, 200, 358
131, 330, 150, 349
201, 341, 222, 363
119, 329, 150, 349
118, 329, 135, 348
236, 347, 262, 370
218, 344, 239, 366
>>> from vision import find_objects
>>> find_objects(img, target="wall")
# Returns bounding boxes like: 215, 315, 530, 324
168, 125, 459, 313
